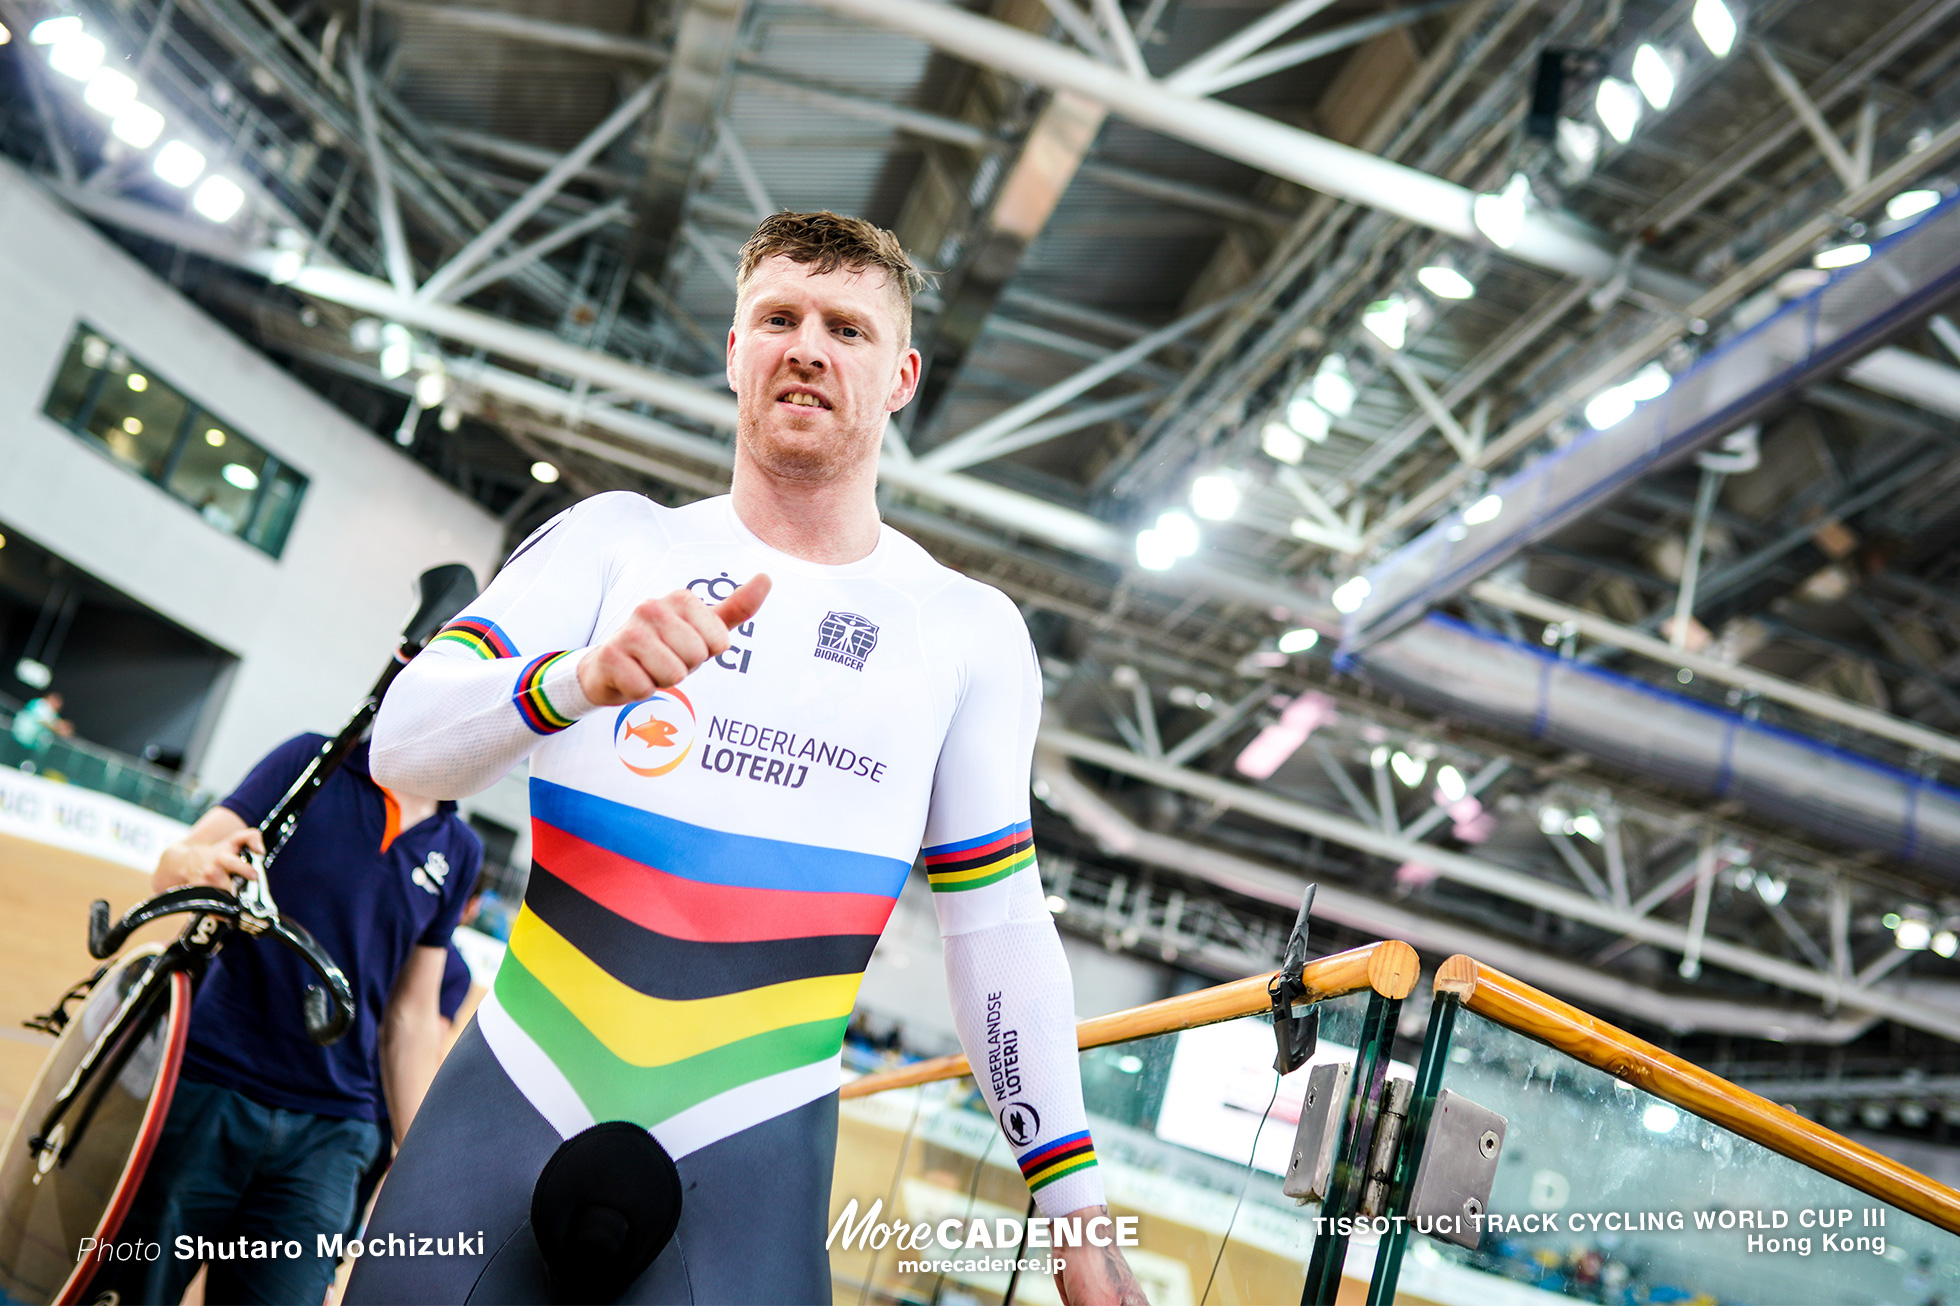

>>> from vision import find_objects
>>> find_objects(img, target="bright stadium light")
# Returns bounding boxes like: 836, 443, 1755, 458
1434, 764, 1467, 802
530, 461, 560, 484
47, 28, 105, 79
1473, 172, 1530, 250
82, 68, 137, 115
1595, 77, 1642, 143
111, 102, 165, 147
1631, 44, 1676, 110
1312, 355, 1357, 417
1285, 396, 1331, 443
1134, 528, 1177, 570
1463, 493, 1503, 525
1190, 473, 1241, 522
1362, 296, 1409, 350
1814, 242, 1871, 269
1693, 0, 1738, 57
1887, 189, 1941, 221
153, 139, 206, 187
1155, 511, 1200, 557
1277, 627, 1319, 654
1417, 265, 1476, 300
1261, 421, 1306, 465
1331, 575, 1371, 614
29, 16, 83, 43
191, 174, 245, 222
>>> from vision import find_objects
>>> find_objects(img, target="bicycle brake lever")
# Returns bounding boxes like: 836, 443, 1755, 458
231, 849, 280, 936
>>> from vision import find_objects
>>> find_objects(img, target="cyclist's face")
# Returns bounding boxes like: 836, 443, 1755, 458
727, 256, 920, 483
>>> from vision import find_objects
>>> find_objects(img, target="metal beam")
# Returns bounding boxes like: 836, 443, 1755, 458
446, 201, 632, 303
1040, 728, 1960, 1041
346, 47, 415, 294
1753, 41, 1863, 192
1470, 582, 1960, 764
373, 0, 668, 62
912, 88, 1109, 431
1172, 0, 1468, 99
803, 0, 1661, 291
420, 77, 658, 302
921, 294, 1235, 472
1036, 756, 1884, 1042
624, 0, 746, 281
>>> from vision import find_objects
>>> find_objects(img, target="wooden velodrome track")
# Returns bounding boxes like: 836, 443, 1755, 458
0, 830, 182, 1135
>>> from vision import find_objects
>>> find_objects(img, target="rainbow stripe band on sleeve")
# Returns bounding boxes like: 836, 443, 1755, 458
1017, 1131, 1096, 1193
515, 651, 579, 735
430, 615, 518, 660
922, 821, 1034, 892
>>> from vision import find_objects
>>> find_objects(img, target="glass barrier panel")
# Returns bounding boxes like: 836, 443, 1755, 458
1380, 1006, 1960, 1306
831, 991, 1401, 1306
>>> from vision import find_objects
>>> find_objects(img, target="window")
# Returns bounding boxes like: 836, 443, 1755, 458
42, 324, 307, 558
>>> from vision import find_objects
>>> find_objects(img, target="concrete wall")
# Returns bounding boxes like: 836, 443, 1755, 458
0, 162, 504, 794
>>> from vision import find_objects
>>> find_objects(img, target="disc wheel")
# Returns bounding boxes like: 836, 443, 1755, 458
0, 946, 190, 1305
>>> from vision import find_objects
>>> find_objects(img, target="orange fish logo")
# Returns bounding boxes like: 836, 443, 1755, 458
613, 689, 696, 777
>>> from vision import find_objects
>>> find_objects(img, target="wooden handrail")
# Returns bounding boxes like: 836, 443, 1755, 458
841, 939, 1418, 1099
1435, 955, 1960, 1236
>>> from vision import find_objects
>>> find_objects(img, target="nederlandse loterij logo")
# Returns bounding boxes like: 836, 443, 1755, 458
815, 612, 879, 671
614, 688, 698, 776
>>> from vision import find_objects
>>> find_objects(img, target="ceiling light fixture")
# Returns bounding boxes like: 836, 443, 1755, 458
1285, 396, 1331, 442
110, 102, 164, 147
1887, 189, 1941, 221
82, 68, 137, 115
1261, 421, 1306, 464
1813, 242, 1871, 269
1361, 297, 1409, 350
530, 461, 560, 484
1462, 493, 1503, 525
1311, 355, 1357, 417
1692, 0, 1738, 57
1189, 473, 1241, 522
1473, 172, 1530, 250
1434, 764, 1466, 803
1417, 265, 1476, 300
1277, 627, 1319, 654
29, 16, 82, 43
47, 28, 105, 79
153, 140, 205, 187
1631, 44, 1676, 110
191, 174, 245, 222
1595, 76, 1642, 143
1331, 575, 1372, 614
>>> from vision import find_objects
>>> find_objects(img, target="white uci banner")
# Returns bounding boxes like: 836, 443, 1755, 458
0, 766, 189, 871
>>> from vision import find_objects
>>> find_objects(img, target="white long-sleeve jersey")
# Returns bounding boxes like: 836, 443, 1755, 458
371, 492, 1103, 1215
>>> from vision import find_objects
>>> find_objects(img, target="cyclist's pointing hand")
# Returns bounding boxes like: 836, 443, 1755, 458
577, 574, 772, 707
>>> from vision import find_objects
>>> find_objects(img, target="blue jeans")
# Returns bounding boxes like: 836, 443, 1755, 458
88, 1077, 382, 1305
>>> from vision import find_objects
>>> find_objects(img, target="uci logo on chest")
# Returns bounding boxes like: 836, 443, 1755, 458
615, 687, 698, 777
412, 850, 450, 896
688, 571, 756, 674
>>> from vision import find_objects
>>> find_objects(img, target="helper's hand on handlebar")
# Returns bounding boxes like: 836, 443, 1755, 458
577, 575, 772, 707
152, 825, 263, 894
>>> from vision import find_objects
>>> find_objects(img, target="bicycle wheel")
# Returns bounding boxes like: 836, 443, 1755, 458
0, 945, 190, 1305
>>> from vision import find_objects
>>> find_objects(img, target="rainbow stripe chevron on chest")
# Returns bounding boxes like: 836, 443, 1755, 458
490, 779, 910, 1142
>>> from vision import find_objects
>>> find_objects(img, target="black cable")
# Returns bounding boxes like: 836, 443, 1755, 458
1200, 1073, 1283, 1306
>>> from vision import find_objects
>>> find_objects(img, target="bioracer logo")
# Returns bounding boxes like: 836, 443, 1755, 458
815, 611, 878, 671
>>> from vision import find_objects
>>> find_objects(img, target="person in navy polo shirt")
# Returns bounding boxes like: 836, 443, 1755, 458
91, 732, 481, 1306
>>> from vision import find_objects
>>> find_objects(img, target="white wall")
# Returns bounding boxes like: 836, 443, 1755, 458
0, 163, 504, 793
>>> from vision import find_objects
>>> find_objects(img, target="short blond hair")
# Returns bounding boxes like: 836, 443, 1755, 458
735, 211, 927, 344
